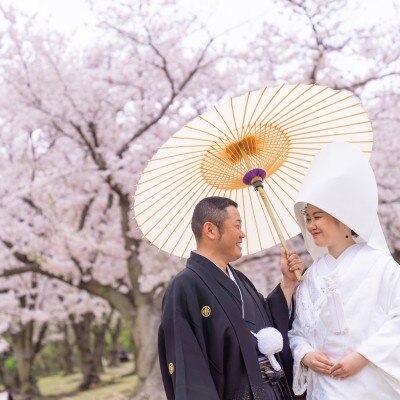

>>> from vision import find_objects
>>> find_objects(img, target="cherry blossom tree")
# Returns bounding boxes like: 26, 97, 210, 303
0, 0, 241, 390
0, 273, 116, 394
0, 275, 51, 398
61, 290, 115, 390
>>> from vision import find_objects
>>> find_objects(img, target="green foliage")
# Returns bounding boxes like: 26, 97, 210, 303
3, 355, 17, 373
34, 341, 73, 377
33, 318, 131, 377
118, 322, 133, 352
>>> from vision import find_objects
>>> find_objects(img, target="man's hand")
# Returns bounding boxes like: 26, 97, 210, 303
280, 248, 304, 307
280, 248, 304, 285
330, 352, 369, 380
302, 352, 334, 375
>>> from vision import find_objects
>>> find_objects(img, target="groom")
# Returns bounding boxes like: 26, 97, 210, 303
158, 196, 304, 399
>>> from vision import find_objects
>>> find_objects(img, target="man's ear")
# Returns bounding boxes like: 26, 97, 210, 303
203, 221, 218, 240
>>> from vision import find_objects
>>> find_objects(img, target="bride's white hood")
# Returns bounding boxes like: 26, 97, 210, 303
294, 142, 389, 260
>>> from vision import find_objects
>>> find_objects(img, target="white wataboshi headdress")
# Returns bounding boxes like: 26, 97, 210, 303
294, 142, 389, 260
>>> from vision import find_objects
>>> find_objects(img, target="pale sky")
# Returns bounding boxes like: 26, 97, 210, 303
2, 0, 268, 32
1, 0, 396, 48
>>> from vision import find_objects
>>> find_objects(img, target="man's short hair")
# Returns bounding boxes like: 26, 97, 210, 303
191, 196, 238, 242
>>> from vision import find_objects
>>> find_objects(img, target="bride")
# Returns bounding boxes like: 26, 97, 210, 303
289, 142, 400, 399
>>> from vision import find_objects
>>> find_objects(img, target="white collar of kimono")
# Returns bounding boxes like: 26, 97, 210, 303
227, 266, 244, 318
317, 243, 364, 284
325, 242, 361, 268
227, 265, 237, 282
310, 244, 385, 302
294, 142, 390, 260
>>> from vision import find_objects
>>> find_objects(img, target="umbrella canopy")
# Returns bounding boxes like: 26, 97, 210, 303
134, 83, 373, 259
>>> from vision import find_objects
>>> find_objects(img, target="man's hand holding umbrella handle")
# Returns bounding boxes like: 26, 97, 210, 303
281, 246, 303, 282
280, 248, 304, 308
281, 248, 304, 282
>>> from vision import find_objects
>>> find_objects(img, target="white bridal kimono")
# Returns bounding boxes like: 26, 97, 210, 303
289, 142, 400, 399
289, 243, 400, 399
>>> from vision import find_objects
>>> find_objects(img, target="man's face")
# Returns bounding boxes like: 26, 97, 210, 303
216, 206, 246, 262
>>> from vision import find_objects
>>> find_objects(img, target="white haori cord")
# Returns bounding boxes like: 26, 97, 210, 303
251, 327, 283, 371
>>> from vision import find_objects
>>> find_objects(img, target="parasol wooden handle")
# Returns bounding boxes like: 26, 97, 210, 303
238, 146, 302, 282
257, 186, 303, 282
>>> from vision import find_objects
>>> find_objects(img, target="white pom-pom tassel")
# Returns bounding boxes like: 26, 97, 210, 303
252, 327, 283, 371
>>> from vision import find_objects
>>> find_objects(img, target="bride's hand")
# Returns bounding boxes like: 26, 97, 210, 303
330, 352, 369, 380
301, 352, 334, 375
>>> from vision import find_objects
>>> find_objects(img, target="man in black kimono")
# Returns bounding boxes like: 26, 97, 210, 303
158, 197, 304, 400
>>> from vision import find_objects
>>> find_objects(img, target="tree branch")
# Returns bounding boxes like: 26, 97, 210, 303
116, 36, 214, 158
70, 122, 107, 170
78, 196, 96, 231
0, 241, 136, 319
33, 322, 48, 356
22, 197, 43, 215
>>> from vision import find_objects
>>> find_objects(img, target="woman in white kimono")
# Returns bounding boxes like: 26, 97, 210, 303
289, 142, 400, 399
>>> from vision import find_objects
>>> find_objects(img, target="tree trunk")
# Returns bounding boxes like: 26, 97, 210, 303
132, 357, 166, 400
70, 313, 101, 390
12, 321, 41, 399
92, 324, 107, 374
116, 187, 163, 382
108, 316, 121, 367
130, 297, 160, 381
102, 293, 158, 383
59, 323, 74, 375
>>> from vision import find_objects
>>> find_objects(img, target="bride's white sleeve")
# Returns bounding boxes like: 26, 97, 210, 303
289, 280, 314, 396
356, 260, 400, 394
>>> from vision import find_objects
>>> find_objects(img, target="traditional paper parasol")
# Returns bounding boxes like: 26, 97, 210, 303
134, 84, 373, 280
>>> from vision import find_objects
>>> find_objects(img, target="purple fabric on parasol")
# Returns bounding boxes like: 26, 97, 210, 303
243, 168, 267, 185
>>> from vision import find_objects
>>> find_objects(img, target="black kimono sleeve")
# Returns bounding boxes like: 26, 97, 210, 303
158, 278, 220, 400
266, 284, 293, 332
267, 284, 306, 399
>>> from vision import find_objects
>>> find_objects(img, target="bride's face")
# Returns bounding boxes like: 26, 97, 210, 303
305, 204, 347, 248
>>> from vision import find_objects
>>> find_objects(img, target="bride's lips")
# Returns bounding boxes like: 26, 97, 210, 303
312, 232, 321, 237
